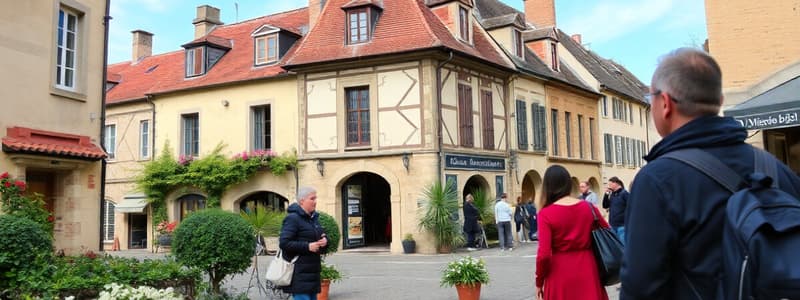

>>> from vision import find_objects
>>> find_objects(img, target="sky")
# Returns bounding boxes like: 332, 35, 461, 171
108, 0, 708, 84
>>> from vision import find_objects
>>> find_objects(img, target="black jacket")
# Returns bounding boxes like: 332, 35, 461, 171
279, 203, 328, 294
463, 202, 480, 233
602, 188, 629, 227
621, 116, 800, 300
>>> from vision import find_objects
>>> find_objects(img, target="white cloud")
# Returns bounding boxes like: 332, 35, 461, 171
560, 0, 676, 44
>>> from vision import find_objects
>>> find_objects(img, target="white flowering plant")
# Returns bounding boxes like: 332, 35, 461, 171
440, 256, 490, 287
97, 283, 183, 300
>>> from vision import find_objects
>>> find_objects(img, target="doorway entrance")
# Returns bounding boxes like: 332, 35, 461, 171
463, 175, 490, 202
341, 172, 391, 249
25, 171, 56, 215
129, 214, 147, 249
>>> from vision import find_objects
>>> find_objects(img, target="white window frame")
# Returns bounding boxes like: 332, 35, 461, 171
181, 113, 199, 157
102, 200, 115, 242
185, 47, 205, 77
55, 7, 79, 91
104, 124, 116, 159
140, 120, 150, 159
255, 34, 279, 65
251, 105, 272, 151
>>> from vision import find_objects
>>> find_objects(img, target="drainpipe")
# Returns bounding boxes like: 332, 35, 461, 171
146, 95, 156, 157
98, 0, 112, 251
436, 52, 454, 184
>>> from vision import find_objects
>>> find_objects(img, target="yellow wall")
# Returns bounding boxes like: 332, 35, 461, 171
705, 0, 800, 97
0, 0, 106, 254
154, 78, 299, 158
597, 91, 650, 188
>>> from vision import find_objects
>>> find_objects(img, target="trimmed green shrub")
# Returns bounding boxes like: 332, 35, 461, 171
173, 209, 254, 295
0, 214, 52, 289
318, 211, 340, 255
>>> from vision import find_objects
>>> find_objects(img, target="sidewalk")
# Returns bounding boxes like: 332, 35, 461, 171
109, 242, 620, 299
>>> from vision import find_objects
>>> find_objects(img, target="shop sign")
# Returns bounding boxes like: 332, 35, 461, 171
733, 109, 800, 130
444, 154, 505, 171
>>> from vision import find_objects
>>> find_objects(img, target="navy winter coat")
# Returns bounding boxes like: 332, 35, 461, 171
602, 188, 629, 227
279, 203, 328, 294
620, 116, 800, 300
463, 202, 480, 233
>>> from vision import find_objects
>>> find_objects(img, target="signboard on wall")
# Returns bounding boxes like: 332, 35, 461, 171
343, 185, 365, 248
731, 109, 800, 130
444, 154, 505, 171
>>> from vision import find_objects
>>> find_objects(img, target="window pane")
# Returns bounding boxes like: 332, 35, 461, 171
67, 32, 75, 49
267, 37, 277, 60
67, 14, 76, 31
65, 69, 73, 87
66, 50, 74, 68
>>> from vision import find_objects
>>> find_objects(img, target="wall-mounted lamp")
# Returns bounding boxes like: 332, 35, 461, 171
316, 159, 325, 177
221, 99, 230, 107
402, 153, 410, 173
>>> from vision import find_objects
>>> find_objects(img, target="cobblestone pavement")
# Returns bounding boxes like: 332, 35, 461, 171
110, 242, 620, 300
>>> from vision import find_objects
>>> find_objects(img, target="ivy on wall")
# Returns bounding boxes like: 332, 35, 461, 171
136, 142, 298, 226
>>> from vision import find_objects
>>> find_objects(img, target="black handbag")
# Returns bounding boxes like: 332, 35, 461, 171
587, 201, 624, 286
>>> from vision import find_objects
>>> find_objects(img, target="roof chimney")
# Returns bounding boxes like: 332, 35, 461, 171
308, 0, 325, 31
193, 5, 223, 39
131, 30, 153, 63
523, 0, 556, 28
571, 34, 581, 45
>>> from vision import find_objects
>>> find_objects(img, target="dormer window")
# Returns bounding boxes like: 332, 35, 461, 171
513, 29, 524, 57
342, 2, 382, 45
459, 6, 470, 42
186, 47, 205, 77
182, 36, 230, 78
255, 34, 278, 65
348, 8, 369, 44
550, 42, 559, 71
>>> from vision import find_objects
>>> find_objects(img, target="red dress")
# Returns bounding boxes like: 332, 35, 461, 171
535, 201, 609, 300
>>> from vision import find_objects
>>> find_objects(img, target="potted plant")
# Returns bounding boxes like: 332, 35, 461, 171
402, 233, 416, 254
441, 256, 490, 300
156, 220, 177, 246
317, 262, 343, 300
419, 180, 464, 253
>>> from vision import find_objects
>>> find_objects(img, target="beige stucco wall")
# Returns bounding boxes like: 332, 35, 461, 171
154, 77, 299, 158
597, 91, 650, 188
0, 0, 106, 254
705, 0, 800, 99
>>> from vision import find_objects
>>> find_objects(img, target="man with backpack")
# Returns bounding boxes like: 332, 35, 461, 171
621, 48, 800, 300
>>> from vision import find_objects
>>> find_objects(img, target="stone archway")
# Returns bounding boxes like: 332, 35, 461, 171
235, 191, 290, 213
588, 177, 601, 194
463, 175, 490, 202
338, 172, 391, 249
521, 170, 542, 205
571, 177, 580, 196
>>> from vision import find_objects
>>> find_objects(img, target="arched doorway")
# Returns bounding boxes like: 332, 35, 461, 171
588, 177, 601, 194
341, 172, 391, 249
571, 177, 580, 196
239, 191, 289, 213
177, 194, 206, 221
521, 171, 542, 204
463, 175, 490, 202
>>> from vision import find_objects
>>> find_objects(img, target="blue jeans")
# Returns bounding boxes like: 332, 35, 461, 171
293, 294, 317, 300
497, 221, 513, 249
614, 226, 626, 246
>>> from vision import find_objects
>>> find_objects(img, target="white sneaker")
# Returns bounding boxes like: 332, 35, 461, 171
467, 247, 477, 251
509, 247, 514, 251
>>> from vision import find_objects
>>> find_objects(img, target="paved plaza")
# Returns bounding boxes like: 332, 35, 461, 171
112, 242, 620, 299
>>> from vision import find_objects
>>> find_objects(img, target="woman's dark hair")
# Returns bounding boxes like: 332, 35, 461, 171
609, 176, 625, 190
541, 165, 573, 207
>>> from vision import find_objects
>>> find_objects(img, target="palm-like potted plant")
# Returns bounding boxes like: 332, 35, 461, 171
402, 233, 416, 254
441, 256, 490, 300
419, 180, 464, 253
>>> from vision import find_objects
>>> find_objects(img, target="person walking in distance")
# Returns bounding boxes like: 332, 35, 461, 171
621, 48, 800, 299
462, 194, 480, 251
535, 165, 610, 300
279, 186, 329, 300
494, 193, 514, 251
578, 181, 599, 208
601, 177, 628, 244
524, 198, 538, 241
514, 196, 530, 244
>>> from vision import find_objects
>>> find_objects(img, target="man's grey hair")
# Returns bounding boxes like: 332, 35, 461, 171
651, 47, 723, 117
297, 186, 317, 202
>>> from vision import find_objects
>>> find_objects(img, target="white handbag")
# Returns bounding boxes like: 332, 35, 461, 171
265, 249, 299, 286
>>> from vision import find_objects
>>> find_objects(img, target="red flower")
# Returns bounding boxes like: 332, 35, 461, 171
47, 215, 55, 222
3, 181, 10, 188
0, 172, 8, 179
14, 181, 26, 191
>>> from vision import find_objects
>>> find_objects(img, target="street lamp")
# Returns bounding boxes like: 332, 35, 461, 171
316, 159, 325, 177
402, 153, 410, 173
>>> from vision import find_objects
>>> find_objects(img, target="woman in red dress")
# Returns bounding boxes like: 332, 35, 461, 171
535, 165, 609, 300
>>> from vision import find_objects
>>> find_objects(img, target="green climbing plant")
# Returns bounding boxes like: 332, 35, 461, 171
137, 142, 298, 226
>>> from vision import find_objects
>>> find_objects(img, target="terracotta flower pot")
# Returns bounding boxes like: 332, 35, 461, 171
317, 279, 331, 300
455, 283, 481, 300
438, 245, 452, 254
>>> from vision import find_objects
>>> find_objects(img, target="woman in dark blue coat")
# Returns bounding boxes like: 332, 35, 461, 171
279, 186, 328, 300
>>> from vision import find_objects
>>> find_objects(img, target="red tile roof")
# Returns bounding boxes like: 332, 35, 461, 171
341, 0, 384, 9
106, 8, 309, 105
2, 127, 107, 160
285, 0, 512, 69
182, 34, 232, 49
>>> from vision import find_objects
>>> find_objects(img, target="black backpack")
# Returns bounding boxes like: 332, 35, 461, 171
664, 148, 800, 300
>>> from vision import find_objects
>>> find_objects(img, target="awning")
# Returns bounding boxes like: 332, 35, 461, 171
724, 75, 800, 130
2, 126, 107, 160
115, 194, 148, 213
